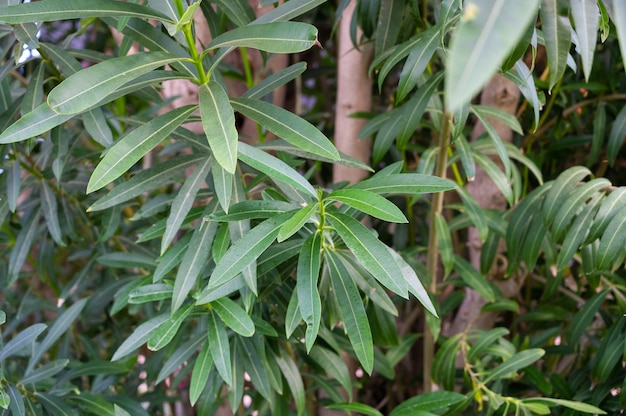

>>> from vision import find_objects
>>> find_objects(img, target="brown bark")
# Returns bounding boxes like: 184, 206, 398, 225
447, 74, 521, 336
332, 0, 373, 185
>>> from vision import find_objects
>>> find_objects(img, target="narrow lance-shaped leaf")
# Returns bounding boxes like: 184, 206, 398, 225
326, 251, 374, 374
445, 0, 540, 111
567, 288, 609, 346
612, 0, 626, 76
212, 297, 255, 337
87, 105, 196, 193
40, 180, 64, 246
206, 310, 232, 385
607, 103, 626, 166
397, 25, 440, 101
231, 97, 339, 160
7, 159, 20, 212
211, 158, 233, 213
297, 232, 322, 352
207, 22, 318, 53
48, 52, 181, 115
454, 256, 496, 303
0, 0, 175, 23
277, 203, 317, 242
483, 348, 545, 383
200, 81, 238, 174
571, 0, 599, 81
541, 0, 572, 90
596, 204, 626, 270
162, 157, 212, 254
326, 189, 408, 223
348, 173, 456, 195
189, 341, 213, 406
375, 0, 403, 57
328, 212, 408, 298
0, 103, 73, 144
8, 208, 41, 285
0, 324, 46, 362
242, 62, 307, 100
274, 349, 306, 416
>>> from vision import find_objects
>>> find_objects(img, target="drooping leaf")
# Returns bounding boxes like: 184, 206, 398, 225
567, 288, 609, 346
231, 98, 339, 160
446, 0, 540, 111
212, 297, 255, 337
596, 204, 626, 270
612, 0, 626, 76
200, 81, 238, 174
607, 102, 626, 166
87, 105, 196, 193
207, 22, 318, 53
48, 52, 180, 115
296, 232, 322, 352
40, 181, 64, 246
0, 324, 46, 362
326, 189, 408, 223
207, 309, 232, 385
483, 348, 545, 382
522, 398, 606, 414
397, 26, 440, 101
111, 313, 168, 361
253, 0, 326, 24
189, 341, 213, 405
8, 208, 41, 285
327, 403, 384, 416
326, 250, 374, 375
375, 0, 403, 57
0, 103, 73, 144
454, 256, 495, 302
274, 348, 306, 416
541, 0, 572, 89
571, 0, 599, 81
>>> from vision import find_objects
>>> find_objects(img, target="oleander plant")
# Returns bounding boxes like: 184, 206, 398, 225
0, 0, 624, 415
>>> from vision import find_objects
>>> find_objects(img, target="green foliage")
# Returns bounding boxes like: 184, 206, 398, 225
0, 0, 625, 415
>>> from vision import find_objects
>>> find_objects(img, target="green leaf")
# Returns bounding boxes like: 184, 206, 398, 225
0, 0, 174, 23
309, 346, 352, 399
397, 26, 440, 101
40, 180, 64, 246
454, 256, 496, 302
147, 304, 192, 351
589, 102, 606, 166
397, 72, 444, 148
596, 204, 626, 270
471, 105, 517, 177
87, 105, 196, 193
567, 288, 609, 346
48, 52, 180, 115
297, 232, 322, 352
445, 0, 540, 111
274, 349, 305, 416
207, 22, 318, 53
111, 313, 168, 361
88, 154, 205, 211
200, 81, 238, 174
83, 107, 113, 147
375, 0, 403, 57
327, 189, 408, 223
483, 348, 545, 382
35, 393, 77, 416
97, 252, 156, 269
390, 250, 437, 316
541, 0, 572, 89
472, 151, 513, 205
326, 250, 374, 374
156, 333, 205, 384
208, 200, 296, 222
277, 203, 317, 242
162, 157, 212, 253
432, 334, 463, 390
172, 205, 219, 313
189, 341, 213, 405
0, 103, 73, 144
19, 359, 69, 385
253, 0, 326, 23
7, 159, 20, 212
435, 213, 454, 279
455, 134, 476, 180
243, 62, 307, 100
211, 158, 233, 213
285, 288, 302, 338
327, 403, 383, 416
207, 310, 232, 385
238, 142, 317, 198
8, 208, 41, 284
505, 61, 541, 131
239, 338, 272, 402
389, 391, 466, 416
0, 324, 46, 361
212, 297, 255, 337
586, 186, 626, 243
27, 299, 87, 373
231, 98, 339, 160
571, 0, 599, 81
328, 212, 408, 298
592, 318, 625, 381
128, 284, 173, 304
522, 398, 606, 414
69, 394, 114, 416
456, 186, 489, 242
0, 387, 10, 411
608, 102, 626, 166
350, 173, 456, 195
212, 0, 255, 26
467, 328, 510, 362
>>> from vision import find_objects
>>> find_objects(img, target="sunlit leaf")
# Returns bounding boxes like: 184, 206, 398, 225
207, 22, 318, 53
200, 81, 237, 174
327, 189, 407, 223
541, 0, 572, 89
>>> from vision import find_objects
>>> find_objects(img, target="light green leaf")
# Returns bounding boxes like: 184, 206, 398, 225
200, 81, 238, 174
285, 288, 301, 338
0, 324, 46, 362
39, 180, 64, 246
328, 212, 408, 298
389, 391, 466, 416
172, 205, 219, 313
596, 204, 626, 270
190, 341, 213, 405
473, 152, 513, 205
471, 105, 518, 176
389, 249, 437, 316
253, 0, 326, 24
297, 232, 322, 352
243, 62, 307, 100
571, 0, 599, 81
483, 348, 545, 382
375, 0, 403, 57
7, 158, 20, 213
147, 304, 192, 351
87, 105, 196, 193
397, 72, 444, 147
522, 398, 606, 414
349, 173, 456, 195
397, 26, 440, 101
0, 103, 73, 144
88, 154, 205, 212
0, 0, 174, 23
327, 189, 407, 223
211, 158, 233, 213
446, 0, 540, 111
212, 297, 255, 337
207, 22, 318, 53
556, 194, 601, 273
586, 186, 626, 243
231, 97, 339, 160
277, 203, 317, 242
48, 52, 180, 115
327, 403, 383, 416
238, 142, 317, 198
613, 0, 626, 76
208, 200, 296, 222
505, 60, 541, 131
27, 299, 87, 373
456, 186, 489, 242
467, 328, 510, 362
207, 310, 232, 385
326, 250, 374, 375
541, 0, 572, 89
83, 107, 113, 147
454, 256, 496, 302
114, 405, 132, 416
128, 284, 173, 304
608, 102, 626, 166
435, 213, 454, 279
212, 0, 255, 27
0, 387, 10, 411
162, 157, 212, 254
111, 313, 168, 361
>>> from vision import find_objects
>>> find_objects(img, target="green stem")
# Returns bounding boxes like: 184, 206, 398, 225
182, 24, 208, 84
423, 111, 453, 392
